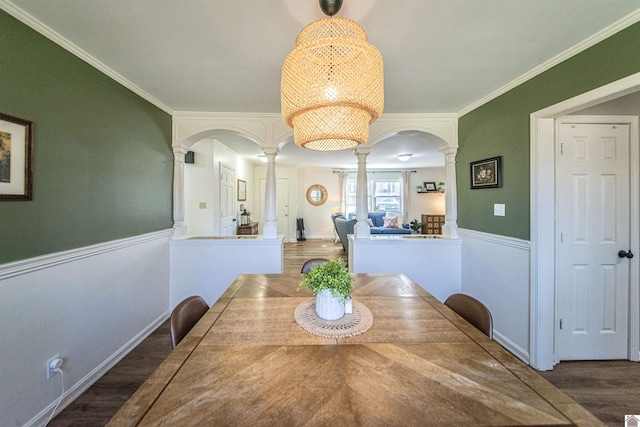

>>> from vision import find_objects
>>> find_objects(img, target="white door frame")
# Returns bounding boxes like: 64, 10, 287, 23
530, 71, 640, 370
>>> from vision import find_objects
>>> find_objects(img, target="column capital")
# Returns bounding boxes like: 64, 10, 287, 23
354, 147, 371, 157
262, 147, 279, 157
439, 146, 458, 158
173, 146, 188, 157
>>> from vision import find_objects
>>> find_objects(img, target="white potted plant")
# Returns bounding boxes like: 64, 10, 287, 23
299, 258, 354, 320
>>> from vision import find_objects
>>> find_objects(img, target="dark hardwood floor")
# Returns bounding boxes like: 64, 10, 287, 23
539, 360, 640, 426
50, 239, 639, 426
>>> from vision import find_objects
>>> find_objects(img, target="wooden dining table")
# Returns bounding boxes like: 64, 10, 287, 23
109, 273, 603, 426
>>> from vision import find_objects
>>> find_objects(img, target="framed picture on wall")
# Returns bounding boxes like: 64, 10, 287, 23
0, 112, 34, 201
423, 182, 438, 192
470, 156, 501, 189
237, 179, 246, 201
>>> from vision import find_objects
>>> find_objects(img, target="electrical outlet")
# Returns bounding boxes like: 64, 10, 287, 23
47, 355, 63, 379
494, 204, 505, 216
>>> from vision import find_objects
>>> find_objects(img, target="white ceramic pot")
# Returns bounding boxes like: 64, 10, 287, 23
315, 289, 345, 320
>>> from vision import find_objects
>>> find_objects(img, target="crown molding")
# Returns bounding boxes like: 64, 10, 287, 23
172, 111, 283, 119
458, 8, 640, 117
0, 0, 174, 115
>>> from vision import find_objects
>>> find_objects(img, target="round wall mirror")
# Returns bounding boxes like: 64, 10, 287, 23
306, 184, 328, 206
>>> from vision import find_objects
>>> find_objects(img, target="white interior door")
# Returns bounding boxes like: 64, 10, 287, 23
259, 178, 289, 241
557, 120, 630, 360
219, 163, 235, 236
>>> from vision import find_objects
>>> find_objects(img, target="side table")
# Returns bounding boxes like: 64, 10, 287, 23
238, 221, 258, 235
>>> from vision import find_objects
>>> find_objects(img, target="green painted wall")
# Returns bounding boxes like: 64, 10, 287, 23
0, 10, 173, 264
457, 22, 640, 240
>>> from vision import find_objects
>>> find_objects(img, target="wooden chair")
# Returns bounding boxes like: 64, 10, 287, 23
170, 296, 209, 348
444, 293, 493, 339
301, 258, 329, 273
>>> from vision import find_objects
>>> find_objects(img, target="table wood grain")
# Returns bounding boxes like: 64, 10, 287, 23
108, 273, 603, 426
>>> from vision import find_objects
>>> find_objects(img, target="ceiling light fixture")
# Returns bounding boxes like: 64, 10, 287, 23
397, 154, 412, 162
281, 0, 384, 151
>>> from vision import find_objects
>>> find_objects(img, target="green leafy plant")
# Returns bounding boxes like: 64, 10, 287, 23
299, 258, 353, 302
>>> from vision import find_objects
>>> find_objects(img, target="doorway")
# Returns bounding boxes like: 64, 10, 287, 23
556, 118, 632, 360
219, 163, 236, 236
530, 75, 640, 370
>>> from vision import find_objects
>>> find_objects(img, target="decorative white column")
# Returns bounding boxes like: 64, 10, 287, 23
262, 148, 279, 239
440, 147, 459, 238
172, 146, 188, 238
354, 148, 371, 238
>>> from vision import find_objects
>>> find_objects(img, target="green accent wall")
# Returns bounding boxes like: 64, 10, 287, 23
0, 10, 173, 264
457, 22, 640, 240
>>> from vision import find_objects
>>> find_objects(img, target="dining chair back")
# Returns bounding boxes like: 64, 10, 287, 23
170, 295, 209, 348
301, 258, 329, 273
444, 293, 493, 339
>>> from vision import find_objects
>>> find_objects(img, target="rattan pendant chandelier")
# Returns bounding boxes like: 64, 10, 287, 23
281, 0, 384, 151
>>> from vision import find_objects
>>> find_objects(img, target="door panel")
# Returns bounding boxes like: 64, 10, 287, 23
219, 163, 235, 236
558, 122, 630, 360
259, 178, 289, 241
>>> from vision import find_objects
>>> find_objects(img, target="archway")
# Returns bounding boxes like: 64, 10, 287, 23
171, 112, 458, 238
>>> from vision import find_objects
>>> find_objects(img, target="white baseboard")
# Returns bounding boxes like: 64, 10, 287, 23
25, 311, 169, 427
494, 331, 530, 364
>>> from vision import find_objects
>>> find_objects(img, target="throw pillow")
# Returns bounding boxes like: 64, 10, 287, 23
383, 216, 398, 228
366, 218, 374, 227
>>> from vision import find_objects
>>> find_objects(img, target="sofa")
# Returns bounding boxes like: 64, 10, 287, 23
333, 212, 411, 253
347, 212, 411, 235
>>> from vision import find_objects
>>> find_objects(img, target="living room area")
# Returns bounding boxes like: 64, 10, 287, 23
172, 111, 458, 307
178, 114, 449, 243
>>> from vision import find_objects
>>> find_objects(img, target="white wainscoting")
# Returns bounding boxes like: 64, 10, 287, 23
0, 230, 172, 427
458, 228, 531, 363
349, 235, 462, 302
170, 236, 284, 309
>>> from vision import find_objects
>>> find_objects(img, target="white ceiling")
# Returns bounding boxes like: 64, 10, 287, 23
3, 0, 639, 168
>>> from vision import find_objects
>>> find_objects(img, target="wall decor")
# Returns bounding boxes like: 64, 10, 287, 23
423, 181, 437, 192
306, 184, 328, 206
0, 113, 33, 200
470, 156, 501, 189
237, 179, 246, 201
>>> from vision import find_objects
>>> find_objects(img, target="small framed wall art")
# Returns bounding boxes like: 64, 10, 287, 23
423, 181, 438, 192
470, 156, 501, 189
237, 179, 247, 201
1, 112, 34, 201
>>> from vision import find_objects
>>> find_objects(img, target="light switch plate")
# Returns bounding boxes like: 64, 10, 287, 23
494, 204, 505, 216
